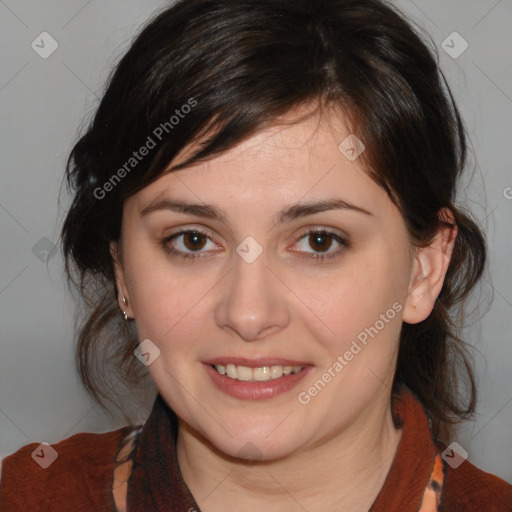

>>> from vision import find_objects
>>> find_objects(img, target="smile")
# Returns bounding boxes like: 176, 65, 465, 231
212, 364, 305, 382
203, 359, 312, 400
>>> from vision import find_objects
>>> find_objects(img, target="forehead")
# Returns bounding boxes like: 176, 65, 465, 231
171, 104, 353, 172
127, 108, 395, 222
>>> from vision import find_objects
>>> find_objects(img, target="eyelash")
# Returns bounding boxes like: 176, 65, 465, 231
160, 228, 348, 263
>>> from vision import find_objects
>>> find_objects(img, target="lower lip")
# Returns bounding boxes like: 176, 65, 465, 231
204, 363, 312, 400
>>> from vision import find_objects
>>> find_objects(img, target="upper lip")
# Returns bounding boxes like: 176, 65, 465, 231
203, 357, 311, 368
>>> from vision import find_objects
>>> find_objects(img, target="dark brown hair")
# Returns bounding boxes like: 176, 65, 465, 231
61, 0, 486, 438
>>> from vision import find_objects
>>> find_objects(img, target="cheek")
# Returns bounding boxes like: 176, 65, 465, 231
291, 255, 405, 353
123, 245, 214, 347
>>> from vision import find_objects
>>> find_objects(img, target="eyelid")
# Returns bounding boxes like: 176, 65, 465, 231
294, 225, 349, 241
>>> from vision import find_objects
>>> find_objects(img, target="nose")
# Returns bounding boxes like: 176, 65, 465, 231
214, 247, 290, 341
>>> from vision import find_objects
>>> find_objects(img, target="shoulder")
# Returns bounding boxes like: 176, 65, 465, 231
394, 389, 511, 511
0, 425, 137, 511
440, 446, 512, 511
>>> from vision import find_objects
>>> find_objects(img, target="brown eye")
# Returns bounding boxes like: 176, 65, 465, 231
161, 229, 217, 260
182, 231, 208, 251
308, 232, 334, 252
293, 229, 348, 262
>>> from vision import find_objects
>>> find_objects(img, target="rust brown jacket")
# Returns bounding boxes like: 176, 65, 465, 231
1, 389, 510, 511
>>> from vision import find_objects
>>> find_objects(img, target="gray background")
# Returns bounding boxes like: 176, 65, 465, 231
1, 0, 511, 483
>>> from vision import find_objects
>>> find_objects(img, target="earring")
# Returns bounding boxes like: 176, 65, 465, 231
122, 296, 129, 321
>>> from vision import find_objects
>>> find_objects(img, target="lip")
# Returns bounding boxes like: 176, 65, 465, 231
203, 362, 313, 400
203, 357, 311, 368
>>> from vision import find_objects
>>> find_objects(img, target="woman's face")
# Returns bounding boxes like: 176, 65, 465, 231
114, 109, 420, 460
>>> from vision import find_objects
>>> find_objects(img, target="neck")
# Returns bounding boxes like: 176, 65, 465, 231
176, 393, 402, 512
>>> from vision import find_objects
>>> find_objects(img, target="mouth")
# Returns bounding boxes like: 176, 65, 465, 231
210, 363, 305, 382
202, 357, 312, 400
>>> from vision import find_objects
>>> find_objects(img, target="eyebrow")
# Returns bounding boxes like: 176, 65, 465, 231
140, 197, 373, 224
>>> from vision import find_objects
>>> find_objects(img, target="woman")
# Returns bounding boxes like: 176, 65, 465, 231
1, 0, 510, 510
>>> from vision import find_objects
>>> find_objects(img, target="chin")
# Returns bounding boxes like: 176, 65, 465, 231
199, 419, 307, 463
219, 437, 300, 463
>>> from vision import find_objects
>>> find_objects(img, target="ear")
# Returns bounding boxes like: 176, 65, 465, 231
402, 208, 457, 324
110, 241, 135, 319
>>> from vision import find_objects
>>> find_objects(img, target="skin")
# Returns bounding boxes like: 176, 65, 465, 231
112, 106, 456, 512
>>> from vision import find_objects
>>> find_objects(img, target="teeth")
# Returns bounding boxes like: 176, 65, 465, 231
237, 365, 253, 381
270, 365, 284, 379
226, 364, 237, 379
213, 364, 304, 382
253, 366, 270, 381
